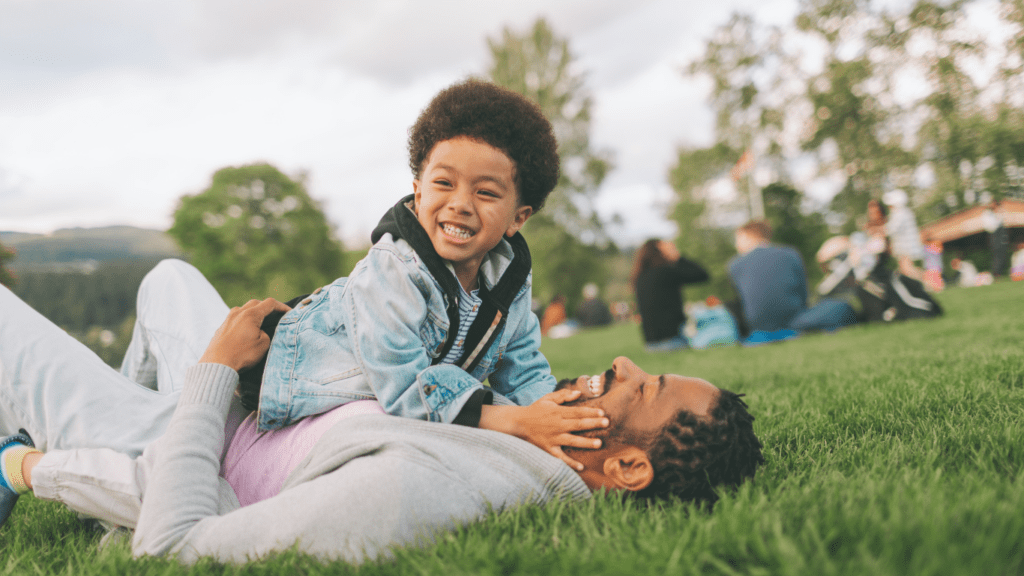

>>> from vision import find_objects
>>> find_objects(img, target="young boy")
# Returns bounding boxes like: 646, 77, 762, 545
239, 79, 605, 467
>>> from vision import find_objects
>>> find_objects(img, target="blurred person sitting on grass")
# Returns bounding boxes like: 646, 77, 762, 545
882, 189, 924, 281
631, 239, 709, 352
729, 220, 857, 345
0, 283, 764, 564
576, 283, 613, 328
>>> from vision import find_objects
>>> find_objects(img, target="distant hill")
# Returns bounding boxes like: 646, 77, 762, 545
0, 226, 183, 271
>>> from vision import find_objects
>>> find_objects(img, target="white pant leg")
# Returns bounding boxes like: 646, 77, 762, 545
32, 425, 243, 529
31, 447, 151, 528
120, 259, 229, 393
0, 284, 175, 455
3, 260, 240, 525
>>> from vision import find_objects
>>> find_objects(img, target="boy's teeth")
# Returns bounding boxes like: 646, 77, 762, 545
442, 223, 473, 239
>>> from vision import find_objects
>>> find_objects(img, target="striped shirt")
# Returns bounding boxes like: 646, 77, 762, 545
440, 283, 482, 365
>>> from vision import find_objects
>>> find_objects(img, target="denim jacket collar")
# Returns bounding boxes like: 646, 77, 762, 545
370, 194, 532, 371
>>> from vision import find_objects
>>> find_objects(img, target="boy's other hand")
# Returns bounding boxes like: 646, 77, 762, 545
478, 390, 609, 472
199, 298, 292, 372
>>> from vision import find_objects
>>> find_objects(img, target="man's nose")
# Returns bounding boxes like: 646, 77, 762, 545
612, 356, 639, 380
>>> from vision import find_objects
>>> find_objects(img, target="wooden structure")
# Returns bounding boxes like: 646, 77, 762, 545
919, 198, 1024, 250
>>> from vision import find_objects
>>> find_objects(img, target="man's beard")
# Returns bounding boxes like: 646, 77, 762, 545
555, 368, 614, 407
556, 369, 657, 450
555, 377, 575, 391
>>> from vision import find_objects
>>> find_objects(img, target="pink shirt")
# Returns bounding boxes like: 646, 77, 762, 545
221, 400, 385, 507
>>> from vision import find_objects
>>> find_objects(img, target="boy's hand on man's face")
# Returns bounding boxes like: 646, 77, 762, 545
199, 298, 292, 372
479, 390, 609, 471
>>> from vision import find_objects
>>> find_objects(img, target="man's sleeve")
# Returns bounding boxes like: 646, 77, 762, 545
789, 248, 809, 304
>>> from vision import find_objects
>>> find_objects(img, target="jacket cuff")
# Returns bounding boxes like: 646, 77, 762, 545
417, 364, 486, 423
451, 388, 493, 427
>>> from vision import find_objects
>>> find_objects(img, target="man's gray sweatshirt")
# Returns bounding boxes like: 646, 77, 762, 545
131, 363, 591, 564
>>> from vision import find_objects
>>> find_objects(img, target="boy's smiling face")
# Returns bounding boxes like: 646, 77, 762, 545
414, 136, 532, 291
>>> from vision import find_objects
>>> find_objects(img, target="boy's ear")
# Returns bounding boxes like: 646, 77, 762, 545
412, 180, 421, 213
505, 205, 533, 237
602, 446, 653, 492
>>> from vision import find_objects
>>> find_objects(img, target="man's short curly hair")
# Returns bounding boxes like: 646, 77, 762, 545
634, 389, 764, 507
408, 79, 560, 212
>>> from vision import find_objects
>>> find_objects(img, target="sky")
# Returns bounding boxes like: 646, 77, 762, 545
1, 0, 804, 248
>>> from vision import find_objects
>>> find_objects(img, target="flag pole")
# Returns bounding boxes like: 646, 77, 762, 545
749, 171, 764, 219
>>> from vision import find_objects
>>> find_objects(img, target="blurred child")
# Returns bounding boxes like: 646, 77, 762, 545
685, 296, 740, 350
1011, 242, 1024, 282
922, 236, 945, 292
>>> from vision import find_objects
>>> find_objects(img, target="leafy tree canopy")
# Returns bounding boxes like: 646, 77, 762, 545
169, 163, 345, 305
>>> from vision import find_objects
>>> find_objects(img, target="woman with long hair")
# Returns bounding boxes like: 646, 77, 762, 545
631, 239, 709, 351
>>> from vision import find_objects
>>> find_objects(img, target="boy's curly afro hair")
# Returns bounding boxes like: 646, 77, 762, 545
633, 389, 765, 507
408, 79, 560, 212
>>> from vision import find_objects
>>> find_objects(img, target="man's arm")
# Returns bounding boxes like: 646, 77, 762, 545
132, 299, 288, 559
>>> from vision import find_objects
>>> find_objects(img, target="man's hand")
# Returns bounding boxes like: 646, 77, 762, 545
198, 298, 292, 372
478, 389, 609, 471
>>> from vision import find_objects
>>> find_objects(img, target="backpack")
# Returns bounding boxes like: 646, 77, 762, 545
859, 271, 942, 323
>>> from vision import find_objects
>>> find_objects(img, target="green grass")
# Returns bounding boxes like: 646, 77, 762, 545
3, 281, 1022, 575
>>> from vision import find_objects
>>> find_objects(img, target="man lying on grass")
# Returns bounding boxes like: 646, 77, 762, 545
0, 291, 763, 564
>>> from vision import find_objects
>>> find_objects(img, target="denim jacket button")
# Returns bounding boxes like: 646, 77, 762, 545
313, 287, 323, 295
301, 298, 313, 305
423, 384, 437, 396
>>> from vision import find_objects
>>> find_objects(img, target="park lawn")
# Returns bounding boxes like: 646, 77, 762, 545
1, 281, 1022, 575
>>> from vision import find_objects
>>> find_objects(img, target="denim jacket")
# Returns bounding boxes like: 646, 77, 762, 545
257, 202, 556, 430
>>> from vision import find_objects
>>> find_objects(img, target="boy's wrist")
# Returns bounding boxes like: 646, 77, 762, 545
451, 389, 493, 427
478, 404, 523, 437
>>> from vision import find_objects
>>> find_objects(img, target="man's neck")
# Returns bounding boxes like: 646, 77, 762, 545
739, 240, 768, 256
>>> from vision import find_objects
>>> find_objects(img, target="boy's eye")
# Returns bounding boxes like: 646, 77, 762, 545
434, 179, 452, 187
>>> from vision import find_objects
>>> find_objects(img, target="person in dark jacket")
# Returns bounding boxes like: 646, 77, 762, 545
631, 239, 709, 351
576, 283, 613, 328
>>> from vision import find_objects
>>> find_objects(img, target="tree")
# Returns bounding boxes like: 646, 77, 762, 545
487, 18, 612, 240
0, 240, 15, 288
169, 163, 345, 306
685, 0, 1024, 240
486, 18, 615, 309
668, 143, 741, 300
761, 182, 830, 281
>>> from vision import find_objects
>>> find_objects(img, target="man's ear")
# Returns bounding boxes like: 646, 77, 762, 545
505, 205, 533, 237
602, 446, 653, 492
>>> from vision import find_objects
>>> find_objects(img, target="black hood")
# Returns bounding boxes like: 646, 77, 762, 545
371, 194, 533, 370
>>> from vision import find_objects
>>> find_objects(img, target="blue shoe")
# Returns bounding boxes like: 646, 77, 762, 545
0, 430, 34, 529
742, 329, 799, 347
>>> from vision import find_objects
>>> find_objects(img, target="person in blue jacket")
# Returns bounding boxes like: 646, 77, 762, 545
729, 220, 856, 345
